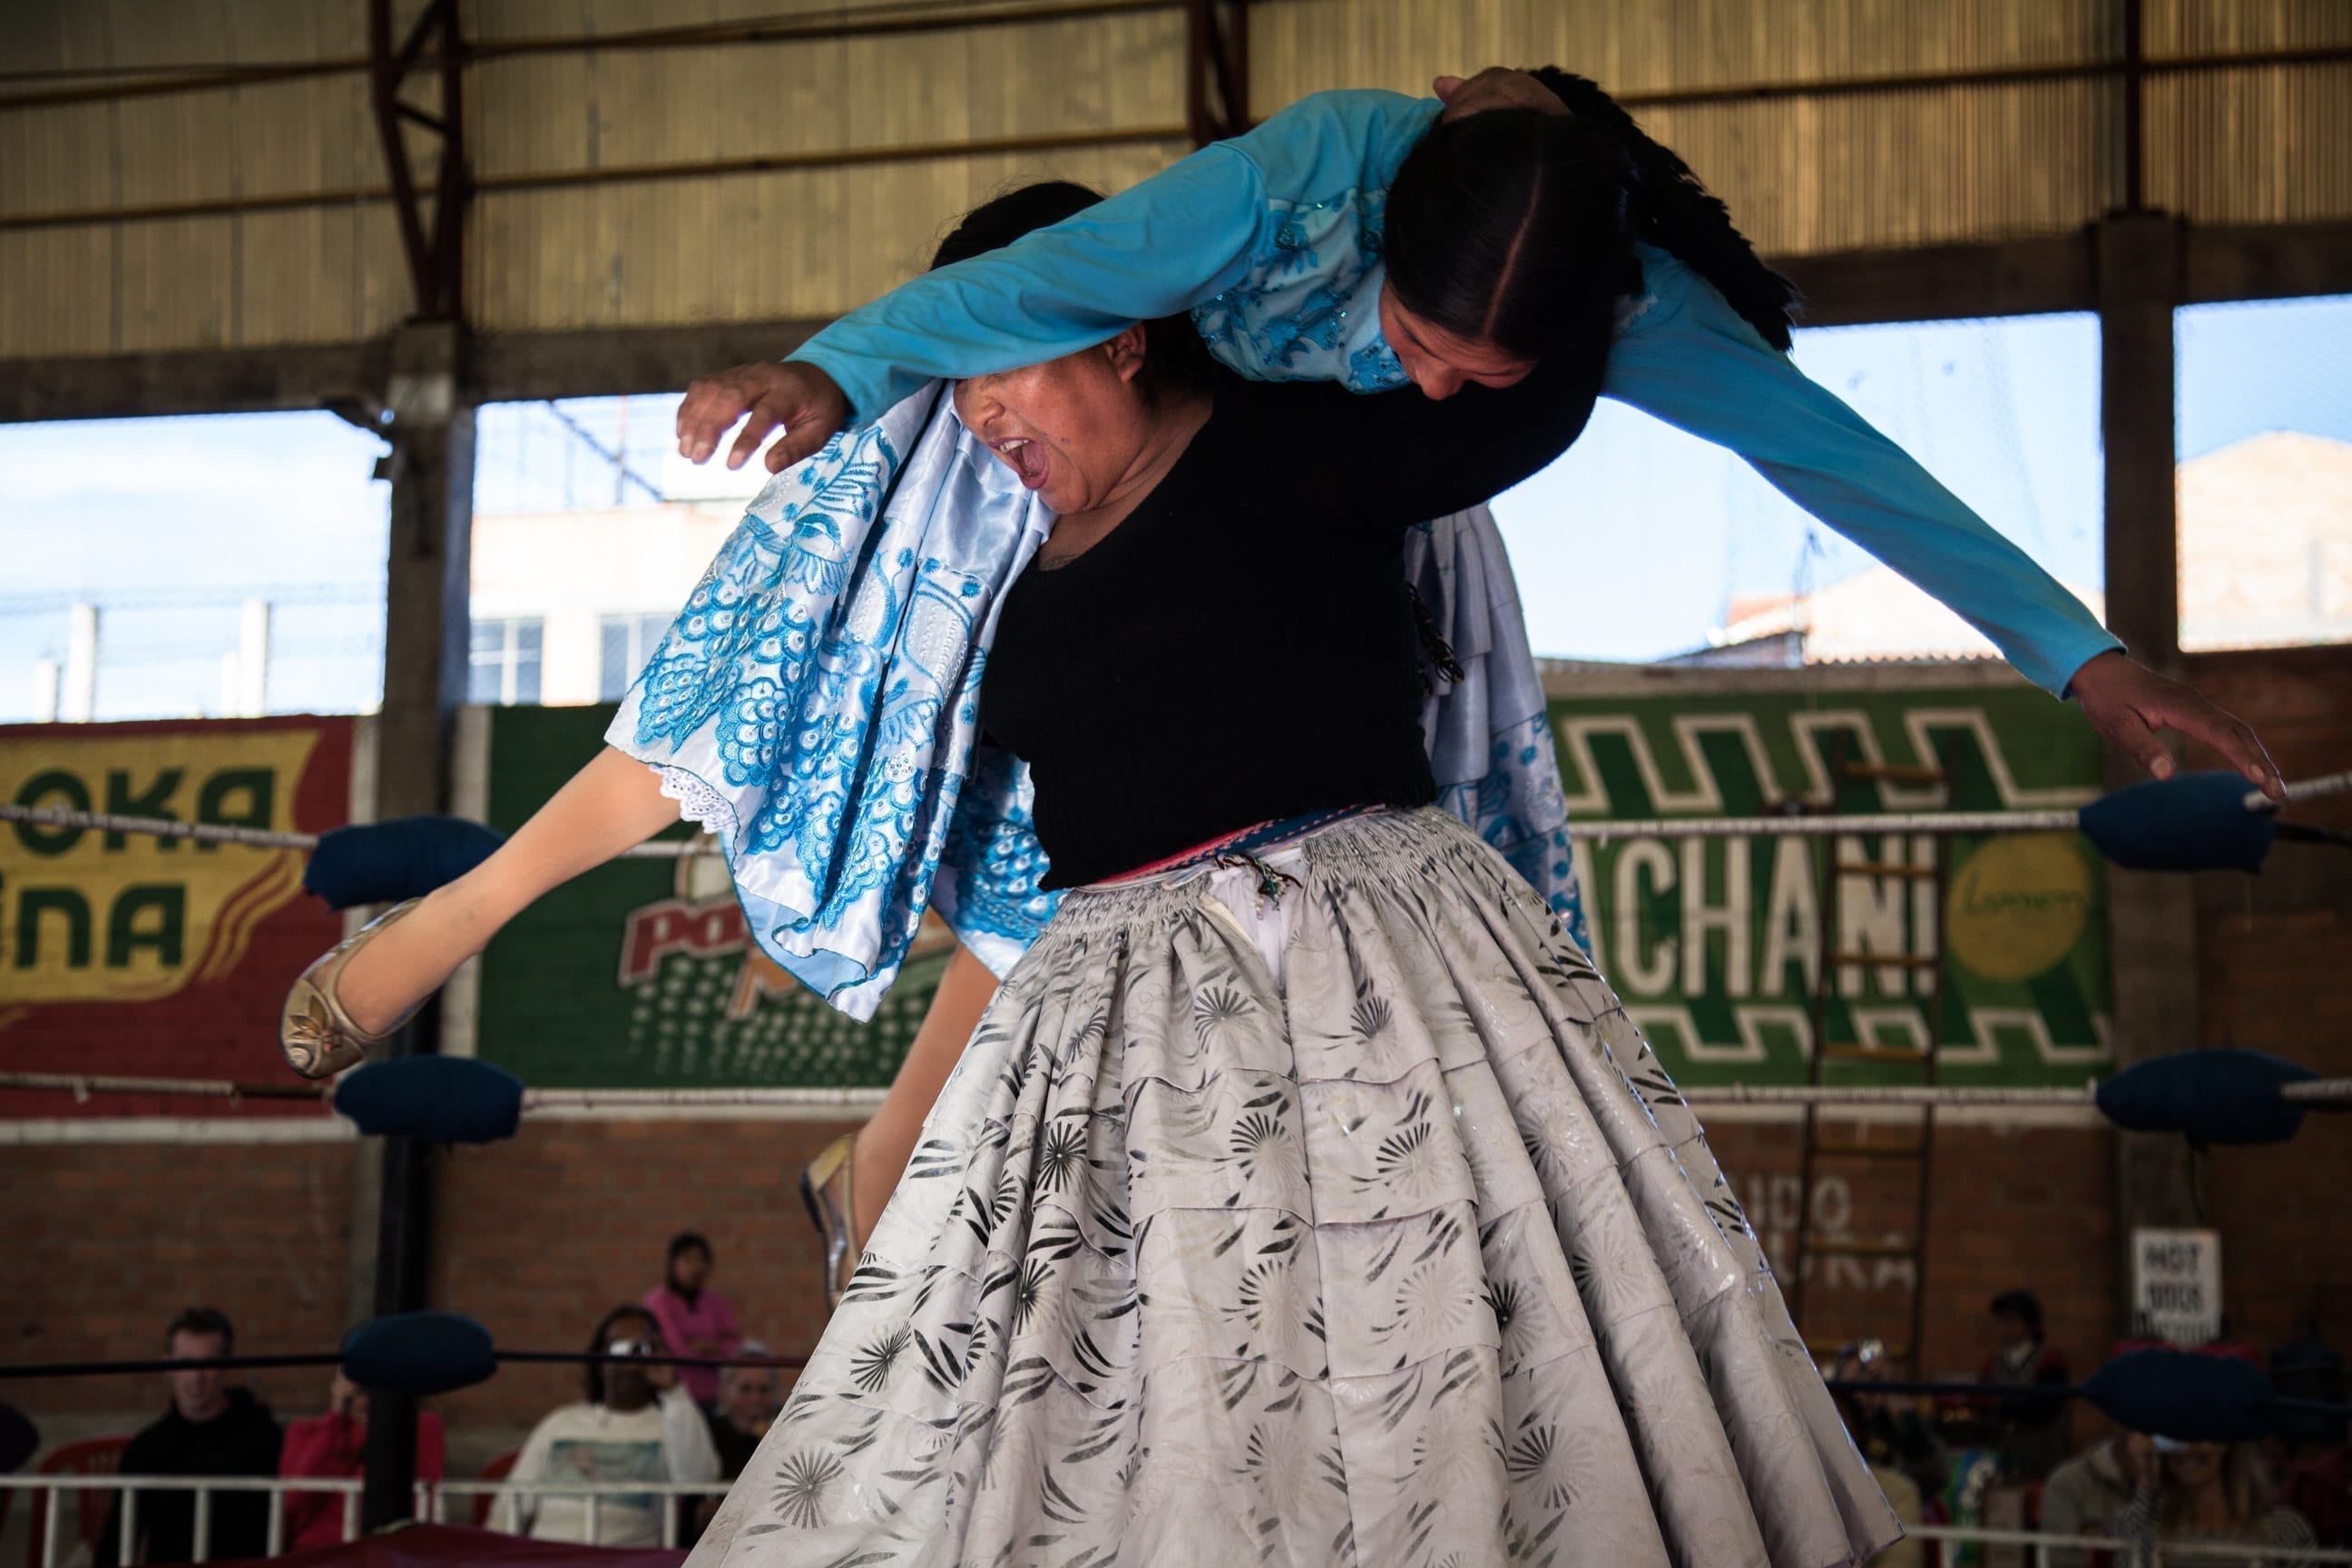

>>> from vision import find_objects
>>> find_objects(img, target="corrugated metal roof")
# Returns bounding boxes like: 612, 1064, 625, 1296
0, 0, 2346, 358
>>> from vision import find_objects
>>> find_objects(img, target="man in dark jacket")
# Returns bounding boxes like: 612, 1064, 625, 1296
1979, 1289, 2073, 1479
97, 1307, 282, 1564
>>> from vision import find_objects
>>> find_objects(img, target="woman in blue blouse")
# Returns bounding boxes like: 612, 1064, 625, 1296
677, 66, 2279, 1306
673, 65, 2275, 769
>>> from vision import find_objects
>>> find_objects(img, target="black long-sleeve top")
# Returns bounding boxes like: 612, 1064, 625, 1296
96, 1389, 283, 1565
980, 350, 1602, 889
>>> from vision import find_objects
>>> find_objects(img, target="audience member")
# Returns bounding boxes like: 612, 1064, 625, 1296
2283, 1441, 2352, 1550
1977, 1289, 2071, 1478
1828, 1344, 1923, 1568
491, 1305, 721, 1546
706, 1343, 783, 1481
2272, 1342, 2352, 1547
278, 1374, 446, 1552
2113, 1435, 2318, 1565
642, 1232, 743, 1410
97, 1307, 283, 1566
2037, 1429, 2137, 1567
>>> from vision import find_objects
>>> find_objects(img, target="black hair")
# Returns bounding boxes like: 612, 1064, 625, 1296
667, 1230, 711, 1265
930, 181, 1214, 405
585, 1303, 660, 1405
165, 1306, 235, 1356
1387, 74, 1798, 358
1527, 69, 1798, 351
1387, 110, 1639, 366
1990, 1289, 2044, 1332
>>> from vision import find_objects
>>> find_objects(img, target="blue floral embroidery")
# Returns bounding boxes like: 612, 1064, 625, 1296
1348, 339, 1406, 391
932, 745, 1060, 959
608, 388, 1054, 1018
1192, 190, 1401, 390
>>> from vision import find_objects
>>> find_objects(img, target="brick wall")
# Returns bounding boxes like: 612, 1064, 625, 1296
2201, 906, 2352, 1348
1706, 1120, 2116, 1399
0, 1140, 358, 1424
2188, 645, 2352, 1352
0, 1112, 2124, 1460
428, 1115, 860, 1445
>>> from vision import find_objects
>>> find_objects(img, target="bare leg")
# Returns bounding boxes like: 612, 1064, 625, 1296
332, 747, 682, 1033
843, 942, 1000, 1239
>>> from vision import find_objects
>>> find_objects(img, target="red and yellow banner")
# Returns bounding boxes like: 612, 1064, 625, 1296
0, 717, 352, 1116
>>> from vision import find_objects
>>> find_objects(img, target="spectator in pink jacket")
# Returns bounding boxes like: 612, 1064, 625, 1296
642, 1231, 742, 1408
279, 1375, 445, 1551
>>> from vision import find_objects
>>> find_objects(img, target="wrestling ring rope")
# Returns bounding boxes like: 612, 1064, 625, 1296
5, 765, 2347, 854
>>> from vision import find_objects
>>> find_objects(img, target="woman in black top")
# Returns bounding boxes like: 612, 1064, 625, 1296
668, 190, 1905, 1566
972, 326, 1599, 888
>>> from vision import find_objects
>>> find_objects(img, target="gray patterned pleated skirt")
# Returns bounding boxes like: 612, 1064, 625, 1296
691, 808, 1901, 1567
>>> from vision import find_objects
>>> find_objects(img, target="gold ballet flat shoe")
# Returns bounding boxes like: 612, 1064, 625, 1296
799, 1132, 858, 1310
279, 898, 426, 1078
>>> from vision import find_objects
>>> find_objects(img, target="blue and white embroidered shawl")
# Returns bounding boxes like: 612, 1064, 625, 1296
1406, 509, 1589, 955
607, 386, 1053, 1018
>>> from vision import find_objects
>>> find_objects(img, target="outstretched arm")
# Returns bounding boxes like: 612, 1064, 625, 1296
1603, 253, 2281, 798
678, 144, 1271, 475
1604, 254, 2121, 697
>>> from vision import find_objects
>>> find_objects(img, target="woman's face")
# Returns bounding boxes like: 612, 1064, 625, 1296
1378, 280, 1538, 401
2162, 1441, 2227, 1489
954, 327, 1157, 515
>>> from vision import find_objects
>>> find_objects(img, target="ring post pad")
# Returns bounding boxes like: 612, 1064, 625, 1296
342, 1312, 497, 1396
2094, 1048, 2317, 1146
2078, 771, 2278, 874
2082, 1348, 2273, 1442
304, 816, 507, 911
334, 1057, 524, 1144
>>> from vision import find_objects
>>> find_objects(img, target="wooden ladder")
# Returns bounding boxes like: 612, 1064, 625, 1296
1787, 740, 1951, 1375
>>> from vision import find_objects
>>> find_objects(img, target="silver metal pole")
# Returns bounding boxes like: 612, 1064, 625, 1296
40, 1482, 63, 1568
119, 1484, 137, 1567
191, 1485, 211, 1561
584, 1490, 601, 1546
343, 1487, 360, 1542
265, 1482, 285, 1557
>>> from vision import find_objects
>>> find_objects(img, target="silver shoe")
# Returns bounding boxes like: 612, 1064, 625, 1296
279, 898, 425, 1078
799, 1132, 858, 1310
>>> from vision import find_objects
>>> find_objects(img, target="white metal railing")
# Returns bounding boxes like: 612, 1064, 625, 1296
423, 1476, 727, 1551
9, 1475, 2352, 1564
0, 1472, 734, 1561
1910, 1521, 2352, 1567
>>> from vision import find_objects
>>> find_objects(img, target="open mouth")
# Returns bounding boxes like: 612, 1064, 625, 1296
994, 436, 1050, 491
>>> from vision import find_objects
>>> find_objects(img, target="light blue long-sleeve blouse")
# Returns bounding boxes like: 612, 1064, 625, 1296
789, 88, 2122, 697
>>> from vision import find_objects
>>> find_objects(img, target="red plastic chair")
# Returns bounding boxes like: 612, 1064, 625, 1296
27, 1434, 132, 1568
471, 1447, 522, 1528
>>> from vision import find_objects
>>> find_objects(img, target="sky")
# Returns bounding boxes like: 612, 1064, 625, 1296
1, 295, 2346, 721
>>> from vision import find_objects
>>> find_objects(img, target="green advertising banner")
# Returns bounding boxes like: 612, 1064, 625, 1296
472, 704, 949, 1091
473, 670, 2112, 1091
1547, 669, 2110, 1087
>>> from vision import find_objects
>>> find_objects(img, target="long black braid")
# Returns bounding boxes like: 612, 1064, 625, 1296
1529, 68, 1799, 351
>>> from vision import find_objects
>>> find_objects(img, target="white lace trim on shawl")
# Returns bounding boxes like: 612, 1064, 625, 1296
656, 763, 739, 848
